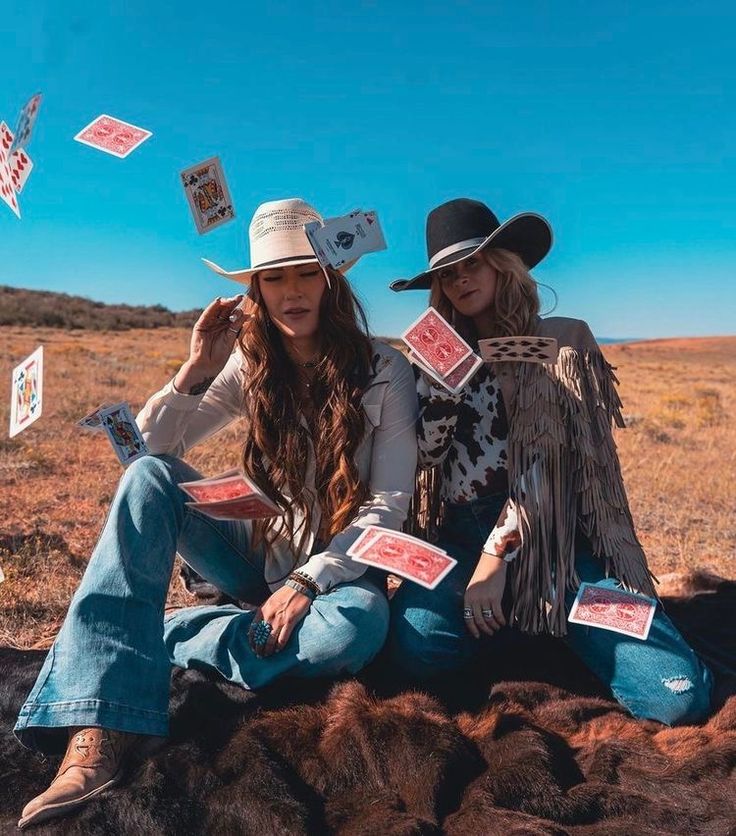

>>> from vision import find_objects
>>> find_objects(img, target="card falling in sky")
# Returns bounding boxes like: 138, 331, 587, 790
11, 93, 42, 152
74, 114, 152, 158
180, 156, 235, 234
9, 346, 44, 438
0, 122, 21, 218
304, 209, 386, 269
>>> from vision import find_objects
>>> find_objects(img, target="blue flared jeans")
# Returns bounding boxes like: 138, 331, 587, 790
389, 494, 713, 726
15, 455, 389, 753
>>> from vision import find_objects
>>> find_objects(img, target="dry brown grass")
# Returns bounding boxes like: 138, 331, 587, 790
1, 327, 734, 648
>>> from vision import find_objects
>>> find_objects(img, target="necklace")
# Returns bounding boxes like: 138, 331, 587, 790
290, 341, 323, 370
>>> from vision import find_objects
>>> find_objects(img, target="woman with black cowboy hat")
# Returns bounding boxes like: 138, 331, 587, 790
14, 198, 418, 829
389, 197, 712, 725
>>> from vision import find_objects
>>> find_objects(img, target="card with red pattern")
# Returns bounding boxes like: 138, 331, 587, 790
567, 582, 657, 640
347, 526, 456, 589
179, 469, 265, 504
402, 308, 473, 378
9, 147, 33, 194
0, 122, 20, 218
409, 350, 482, 395
185, 495, 282, 521
74, 114, 152, 158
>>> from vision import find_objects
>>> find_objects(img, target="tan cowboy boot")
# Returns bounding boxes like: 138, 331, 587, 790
18, 727, 139, 829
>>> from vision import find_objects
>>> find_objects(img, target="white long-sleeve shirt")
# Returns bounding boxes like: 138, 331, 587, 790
136, 340, 418, 592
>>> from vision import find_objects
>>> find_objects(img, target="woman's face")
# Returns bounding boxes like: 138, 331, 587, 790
436, 252, 498, 318
256, 262, 327, 340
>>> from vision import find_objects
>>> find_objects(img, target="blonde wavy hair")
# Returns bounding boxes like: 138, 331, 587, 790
430, 247, 541, 343
238, 268, 373, 566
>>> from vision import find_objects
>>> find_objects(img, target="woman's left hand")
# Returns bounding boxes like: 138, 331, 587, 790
464, 554, 508, 639
249, 586, 312, 658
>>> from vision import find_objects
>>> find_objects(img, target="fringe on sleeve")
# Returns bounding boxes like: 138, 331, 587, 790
507, 346, 657, 636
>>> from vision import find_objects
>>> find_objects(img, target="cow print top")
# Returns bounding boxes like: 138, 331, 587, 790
417, 364, 509, 502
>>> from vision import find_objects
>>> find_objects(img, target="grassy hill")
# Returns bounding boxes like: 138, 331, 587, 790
0, 285, 201, 331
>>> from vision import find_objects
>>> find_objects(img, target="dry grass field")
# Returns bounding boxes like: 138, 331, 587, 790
0, 327, 734, 649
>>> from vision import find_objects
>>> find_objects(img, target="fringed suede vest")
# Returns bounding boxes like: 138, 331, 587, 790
406, 316, 657, 636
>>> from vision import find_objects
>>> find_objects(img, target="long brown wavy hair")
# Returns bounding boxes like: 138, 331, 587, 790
238, 267, 373, 566
429, 248, 541, 344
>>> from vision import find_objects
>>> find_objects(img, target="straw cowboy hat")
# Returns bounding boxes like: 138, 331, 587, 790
202, 197, 357, 286
391, 197, 553, 292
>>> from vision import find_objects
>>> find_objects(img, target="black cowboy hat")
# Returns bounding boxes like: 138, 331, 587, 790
391, 198, 553, 292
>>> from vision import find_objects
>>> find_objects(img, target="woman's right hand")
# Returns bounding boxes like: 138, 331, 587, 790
187, 294, 248, 374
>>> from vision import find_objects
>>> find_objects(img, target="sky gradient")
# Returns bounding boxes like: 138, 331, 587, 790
1, 0, 735, 339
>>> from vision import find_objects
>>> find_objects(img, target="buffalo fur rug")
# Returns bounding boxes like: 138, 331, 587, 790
1, 570, 735, 835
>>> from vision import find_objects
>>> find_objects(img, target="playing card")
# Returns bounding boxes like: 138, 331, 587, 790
478, 336, 559, 364
402, 308, 473, 377
186, 495, 283, 521
0, 123, 20, 218
180, 156, 235, 235
349, 525, 449, 560
11, 93, 42, 151
179, 468, 268, 504
9, 346, 43, 438
304, 209, 387, 269
9, 148, 33, 194
99, 402, 148, 466
410, 350, 482, 395
568, 582, 657, 640
77, 402, 113, 432
74, 114, 152, 158
348, 527, 456, 589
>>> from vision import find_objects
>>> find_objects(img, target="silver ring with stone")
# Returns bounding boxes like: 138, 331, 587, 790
482, 608, 494, 619
463, 607, 474, 619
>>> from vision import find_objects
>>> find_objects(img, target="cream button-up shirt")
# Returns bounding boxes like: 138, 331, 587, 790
136, 340, 418, 592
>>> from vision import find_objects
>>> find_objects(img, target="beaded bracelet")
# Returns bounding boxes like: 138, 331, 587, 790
284, 577, 317, 601
289, 570, 321, 596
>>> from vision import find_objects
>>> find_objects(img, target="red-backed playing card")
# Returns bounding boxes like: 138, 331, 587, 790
567, 582, 657, 640
74, 114, 152, 158
349, 528, 456, 589
401, 308, 472, 378
186, 496, 282, 521
179, 469, 263, 504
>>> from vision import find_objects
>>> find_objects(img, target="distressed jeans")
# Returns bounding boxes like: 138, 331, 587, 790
389, 494, 713, 725
15, 455, 389, 753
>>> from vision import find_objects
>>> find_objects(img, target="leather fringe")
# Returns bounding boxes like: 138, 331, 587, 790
405, 347, 657, 637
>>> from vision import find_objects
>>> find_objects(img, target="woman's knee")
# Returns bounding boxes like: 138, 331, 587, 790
307, 583, 390, 673
615, 667, 713, 726
388, 601, 473, 678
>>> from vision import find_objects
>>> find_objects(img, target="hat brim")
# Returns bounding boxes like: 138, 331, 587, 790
392, 212, 553, 292
202, 255, 358, 286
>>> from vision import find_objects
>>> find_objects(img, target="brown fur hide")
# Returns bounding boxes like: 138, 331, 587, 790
1, 570, 734, 835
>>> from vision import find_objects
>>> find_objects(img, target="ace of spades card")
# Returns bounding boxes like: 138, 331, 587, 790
180, 156, 235, 234
9, 346, 43, 438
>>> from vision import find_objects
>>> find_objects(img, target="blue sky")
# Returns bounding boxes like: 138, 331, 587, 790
1, 0, 734, 339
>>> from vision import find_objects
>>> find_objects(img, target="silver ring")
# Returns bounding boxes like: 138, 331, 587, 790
463, 607, 474, 619
227, 327, 241, 334
482, 608, 494, 619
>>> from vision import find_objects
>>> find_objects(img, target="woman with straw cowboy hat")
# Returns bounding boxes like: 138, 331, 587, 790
389, 197, 712, 725
15, 198, 418, 829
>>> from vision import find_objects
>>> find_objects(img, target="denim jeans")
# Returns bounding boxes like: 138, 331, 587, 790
15, 455, 389, 753
389, 493, 713, 726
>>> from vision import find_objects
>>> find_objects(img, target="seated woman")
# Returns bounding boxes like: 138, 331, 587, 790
15, 198, 418, 829
389, 197, 712, 726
